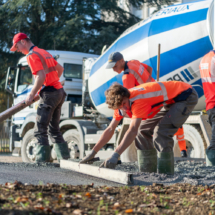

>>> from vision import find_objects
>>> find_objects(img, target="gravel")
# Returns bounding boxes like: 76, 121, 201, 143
70, 158, 215, 186
1, 158, 215, 186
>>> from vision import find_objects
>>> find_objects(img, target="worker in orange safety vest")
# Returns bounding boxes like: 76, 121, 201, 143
174, 127, 187, 157
80, 81, 198, 174
200, 50, 215, 166
106, 52, 188, 157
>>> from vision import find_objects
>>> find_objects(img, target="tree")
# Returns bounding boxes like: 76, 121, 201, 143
1, 0, 177, 55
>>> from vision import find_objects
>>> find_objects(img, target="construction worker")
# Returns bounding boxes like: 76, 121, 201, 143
80, 81, 198, 174
106, 52, 188, 157
10, 32, 70, 163
200, 50, 215, 166
174, 127, 187, 157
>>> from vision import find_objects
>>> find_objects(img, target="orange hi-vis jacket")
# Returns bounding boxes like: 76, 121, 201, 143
113, 81, 192, 121
27, 46, 62, 90
174, 127, 187, 151
199, 51, 215, 111
122, 60, 155, 89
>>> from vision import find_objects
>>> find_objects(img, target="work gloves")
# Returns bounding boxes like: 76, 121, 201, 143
79, 150, 97, 164
100, 152, 120, 169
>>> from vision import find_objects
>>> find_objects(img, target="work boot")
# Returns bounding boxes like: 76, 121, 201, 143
181, 150, 187, 157
35, 145, 51, 163
206, 149, 215, 166
54, 142, 70, 162
157, 151, 174, 175
137, 149, 157, 173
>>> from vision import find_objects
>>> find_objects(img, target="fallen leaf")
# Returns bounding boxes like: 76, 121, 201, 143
113, 202, 120, 209
15, 197, 29, 203
73, 209, 83, 214
66, 203, 72, 208
85, 192, 91, 198
139, 203, 156, 208
125, 209, 133, 213
152, 193, 157, 198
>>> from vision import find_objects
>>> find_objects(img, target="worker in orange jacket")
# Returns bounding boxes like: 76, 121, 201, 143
106, 52, 188, 157
200, 50, 215, 166
174, 127, 187, 157
80, 81, 198, 174
10, 33, 70, 163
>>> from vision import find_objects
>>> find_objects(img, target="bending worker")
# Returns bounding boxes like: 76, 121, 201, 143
200, 50, 215, 166
10, 32, 70, 163
105, 51, 187, 158
80, 81, 198, 175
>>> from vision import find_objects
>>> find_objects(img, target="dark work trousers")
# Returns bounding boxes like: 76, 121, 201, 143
34, 88, 66, 146
135, 88, 198, 152
135, 108, 168, 150
207, 108, 215, 150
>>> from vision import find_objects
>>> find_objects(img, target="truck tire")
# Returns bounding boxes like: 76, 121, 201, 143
173, 124, 206, 158
21, 129, 37, 163
120, 141, 137, 162
63, 129, 84, 159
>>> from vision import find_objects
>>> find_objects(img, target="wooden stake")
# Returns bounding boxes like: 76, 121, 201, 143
157, 44, 161, 81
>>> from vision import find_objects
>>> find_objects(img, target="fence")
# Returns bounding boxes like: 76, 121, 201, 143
0, 120, 10, 153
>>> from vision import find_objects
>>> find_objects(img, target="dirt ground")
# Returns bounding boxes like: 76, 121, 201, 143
1, 181, 215, 215
1, 155, 215, 214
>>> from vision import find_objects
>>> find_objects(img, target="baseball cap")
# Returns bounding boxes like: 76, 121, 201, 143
106, 52, 123, 69
10, 33, 28, 52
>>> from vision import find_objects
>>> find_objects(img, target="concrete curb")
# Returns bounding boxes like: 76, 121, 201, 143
60, 160, 133, 185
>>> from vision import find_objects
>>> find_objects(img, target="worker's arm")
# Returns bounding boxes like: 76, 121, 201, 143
79, 118, 120, 164
100, 118, 142, 169
115, 118, 142, 154
55, 63, 64, 78
147, 65, 153, 75
25, 70, 46, 105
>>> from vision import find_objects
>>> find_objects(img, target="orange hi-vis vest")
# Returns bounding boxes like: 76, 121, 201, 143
199, 50, 215, 110
174, 127, 187, 151
27, 46, 62, 90
122, 60, 155, 89
113, 81, 192, 121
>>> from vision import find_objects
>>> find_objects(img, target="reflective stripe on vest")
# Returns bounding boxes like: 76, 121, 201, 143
177, 134, 184, 139
28, 50, 56, 74
129, 82, 169, 103
157, 82, 168, 101
128, 69, 144, 85
201, 77, 215, 83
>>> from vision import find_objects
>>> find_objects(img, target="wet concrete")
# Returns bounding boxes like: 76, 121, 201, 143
70, 158, 215, 186
1, 156, 215, 186
0, 162, 121, 186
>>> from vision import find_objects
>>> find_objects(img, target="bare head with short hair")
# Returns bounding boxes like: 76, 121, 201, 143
105, 83, 130, 109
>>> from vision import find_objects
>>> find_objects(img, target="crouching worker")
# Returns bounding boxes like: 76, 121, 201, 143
80, 81, 198, 174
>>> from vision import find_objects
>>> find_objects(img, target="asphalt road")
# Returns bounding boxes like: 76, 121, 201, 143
0, 154, 121, 186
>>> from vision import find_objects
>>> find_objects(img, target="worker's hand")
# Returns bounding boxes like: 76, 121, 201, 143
100, 152, 120, 169
25, 94, 34, 106
79, 150, 97, 164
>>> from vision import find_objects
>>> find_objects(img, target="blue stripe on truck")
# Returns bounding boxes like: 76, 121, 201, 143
90, 8, 208, 77
90, 36, 212, 107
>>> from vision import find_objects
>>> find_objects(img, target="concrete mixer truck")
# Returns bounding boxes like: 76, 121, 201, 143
5, 0, 215, 162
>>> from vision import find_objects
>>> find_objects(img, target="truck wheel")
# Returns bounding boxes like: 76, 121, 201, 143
63, 129, 84, 159
21, 129, 37, 163
173, 124, 206, 158
120, 141, 137, 162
